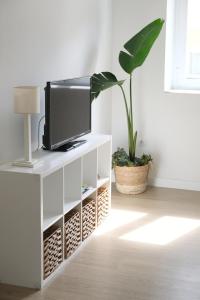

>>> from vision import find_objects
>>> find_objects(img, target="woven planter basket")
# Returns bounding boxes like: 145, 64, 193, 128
97, 186, 109, 226
65, 210, 81, 259
82, 198, 96, 241
114, 164, 149, 194
43, 227, 63, 279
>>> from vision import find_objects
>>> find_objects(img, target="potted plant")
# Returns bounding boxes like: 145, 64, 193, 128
91, 18, 164, 194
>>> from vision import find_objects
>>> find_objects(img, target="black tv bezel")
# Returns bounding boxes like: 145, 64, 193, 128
44, 77, 91, 151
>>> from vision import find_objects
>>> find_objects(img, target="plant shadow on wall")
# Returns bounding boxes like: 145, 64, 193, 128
91, 18, 164, 195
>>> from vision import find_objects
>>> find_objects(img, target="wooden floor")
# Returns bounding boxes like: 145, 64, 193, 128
1, 186, 200, 300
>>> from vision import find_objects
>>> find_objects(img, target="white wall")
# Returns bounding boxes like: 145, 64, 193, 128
1, 0, 199, 191
112, 0, 200, 191
0, 0, 112, 161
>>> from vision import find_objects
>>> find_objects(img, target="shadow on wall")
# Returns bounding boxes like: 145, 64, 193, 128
81, 0, 112, 75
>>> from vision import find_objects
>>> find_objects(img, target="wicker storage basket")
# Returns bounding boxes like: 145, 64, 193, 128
114, 164, 149, 194
97, 186, 109, 225
82, 198, 96, 241
65, 208, 81, 259
43, 226, 63, 279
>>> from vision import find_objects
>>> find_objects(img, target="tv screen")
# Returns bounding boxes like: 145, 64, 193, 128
43, 77, 91, 150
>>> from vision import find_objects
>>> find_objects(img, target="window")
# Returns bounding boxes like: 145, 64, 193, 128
165, 0, 200, 92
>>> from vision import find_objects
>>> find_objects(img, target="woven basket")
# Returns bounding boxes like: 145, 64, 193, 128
65, 209, 81, 258
82, 198, 96, 241
97, 186, 109, 225
114, 164, 149, 194
43, 226, 63, 279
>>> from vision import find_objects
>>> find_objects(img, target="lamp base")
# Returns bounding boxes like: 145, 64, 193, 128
12, 159, 39, 168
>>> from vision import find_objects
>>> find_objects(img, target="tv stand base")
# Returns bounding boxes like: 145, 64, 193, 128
52, 140, 86, 152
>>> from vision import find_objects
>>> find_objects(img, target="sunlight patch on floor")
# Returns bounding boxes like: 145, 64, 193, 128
120, 216, 200, 245
94, 209, 147, 236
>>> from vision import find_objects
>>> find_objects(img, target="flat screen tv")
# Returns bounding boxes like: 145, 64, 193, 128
43, 77, 91, 151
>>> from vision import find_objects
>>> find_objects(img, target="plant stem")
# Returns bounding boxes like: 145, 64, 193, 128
128, 74, 136, 162
119, 85, 129, 121
120, 86, 131, 146
119, 85, 135, 162
130, 74, 133, 125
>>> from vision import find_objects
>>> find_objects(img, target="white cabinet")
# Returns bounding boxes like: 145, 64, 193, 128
0, 134, 111, 289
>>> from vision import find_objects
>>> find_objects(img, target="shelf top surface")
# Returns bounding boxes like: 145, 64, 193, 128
0, 134, 111, 177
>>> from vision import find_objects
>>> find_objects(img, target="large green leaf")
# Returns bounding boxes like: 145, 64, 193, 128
91, 72, 124, 100
119, 18, 164, 74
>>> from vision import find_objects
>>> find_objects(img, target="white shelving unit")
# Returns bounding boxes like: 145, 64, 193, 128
0, 134, 111, 289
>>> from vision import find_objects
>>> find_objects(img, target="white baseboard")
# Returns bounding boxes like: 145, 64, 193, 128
149, 177, 200, 192
112, 172, 200, 192
0, 160, 11, 166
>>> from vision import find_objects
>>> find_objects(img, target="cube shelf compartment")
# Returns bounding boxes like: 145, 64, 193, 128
43, 168, 63, 231
0, 134, 111, 288
82, 196, 96, 241
64, 205, 81, 259
97, 185, 110, 226
43, 221, 63, 279
64, 158, 82, 214
97, 142, 111, 188
82, 149, 97, 200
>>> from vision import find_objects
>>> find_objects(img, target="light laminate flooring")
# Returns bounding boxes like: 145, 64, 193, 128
1, 186, 200, 300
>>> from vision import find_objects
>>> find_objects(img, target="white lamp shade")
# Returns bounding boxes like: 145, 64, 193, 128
14, 86, 40, 114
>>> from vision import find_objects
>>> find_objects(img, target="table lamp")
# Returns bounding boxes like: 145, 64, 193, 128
13, 86, 40, 167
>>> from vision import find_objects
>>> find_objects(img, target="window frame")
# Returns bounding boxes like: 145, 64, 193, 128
165, 0, 200, 93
